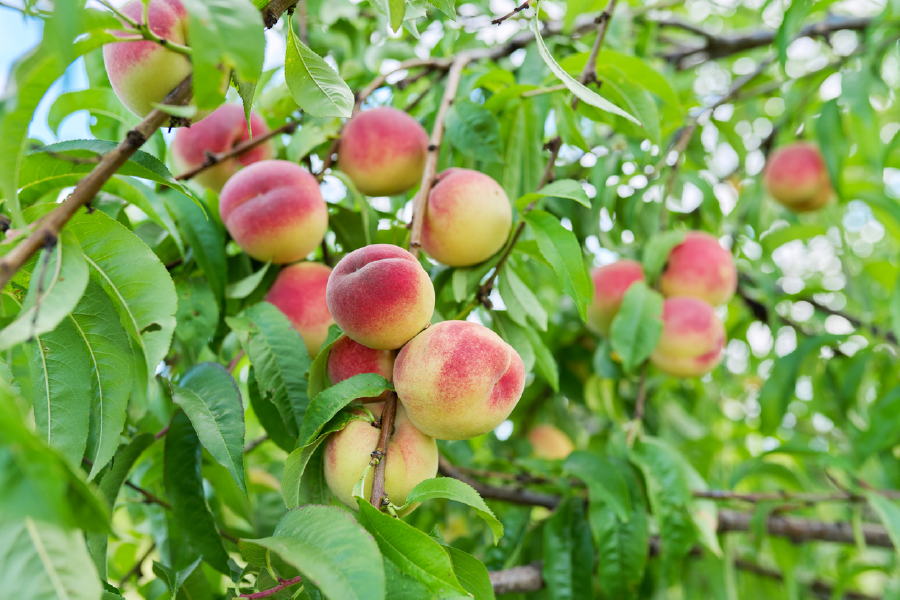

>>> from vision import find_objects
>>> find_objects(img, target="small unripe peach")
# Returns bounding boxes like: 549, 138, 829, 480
528, 424, 574, 460
338, 107, 429, 197
171, 104, 272, 192
219, 160, 328, 264
326, 245, 434, 350
393, 321, 526, 441
326, 336, 395, 403
324, 403, 437, 515
266, 262, 334, 357
102, 0, 200, 123
421, 169, 512, 267
763, 142, 832, 212
586, 260, 645, 336
650, 297, 725, 378
659, 232, 737, 306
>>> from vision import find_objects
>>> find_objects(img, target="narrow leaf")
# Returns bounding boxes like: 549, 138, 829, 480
285, 23, 353, 118
403, 477, 503, 543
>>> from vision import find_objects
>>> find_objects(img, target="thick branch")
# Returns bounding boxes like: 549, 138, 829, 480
261, 0, 298, 28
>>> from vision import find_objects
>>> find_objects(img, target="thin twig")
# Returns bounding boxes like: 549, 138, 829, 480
228, 349, 246, 373
492, 0, 531, 24
244, 434, 269, 454
240, 575, 304, 599
625, 363, 649, 446
315, 138, 341, 181
368, 391, 399, 509
118, 542, 156, 588
98, 0, 193, 55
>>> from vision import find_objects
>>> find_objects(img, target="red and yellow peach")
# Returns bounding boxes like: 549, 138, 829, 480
586, 260, 645, 336
528, 424, 574, 460
762, 142, 832, 212
265, 262, 334, 357
326, 336, 395, 403
659, 232, 737, 306
650, 297, 725, 378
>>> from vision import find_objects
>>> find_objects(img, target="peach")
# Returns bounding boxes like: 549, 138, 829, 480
102, 0, 200, 123
586, 260, 645, 336
338, 107, 429, 197
219, 160, 328, 264
393, 321, 526, 441
421, 169, 512, 267
528, 424, 574, 460
650, 297, 725, 378
659, 232, 737, 306
324, 402, 437, 515
325, 245, 434, 350
327, 336, 395, 403
171, 104, 273, 192
266, 262, 333, 357
762, 142, 832, 212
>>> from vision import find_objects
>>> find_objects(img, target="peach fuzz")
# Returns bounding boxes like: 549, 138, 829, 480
650, 297, 725, 378
324, 402, 437, 515
528, 424, 574, 460
326, 336, 395, 403
586, 260, 645, 336
763, 142, 832, 212
171, 104, 273, 192
338, 107, 429, 197
659, 232, 737, 306
102, 0, 200, 122
325, 244, 434, 350
265, 262, 333, 357
393, 320, 526, 441
219, 160, 327, 264
422, 169, 512, 267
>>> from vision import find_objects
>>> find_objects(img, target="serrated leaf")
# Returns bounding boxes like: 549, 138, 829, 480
564, 451, 630, 522
163, 411, 230, 574
0, 231, 89, 352
445, 100, 503, 163
402, 477, 504, 543
444, 546, 494, 600
175, 363, 247, 495
609, 282, 663, 372
284, 23, 353, 118
542, 496, 594, 600
425, 0, 456, 19
225, 260, 272, 299
282, 433, 331, 508
298, 373, 392, 446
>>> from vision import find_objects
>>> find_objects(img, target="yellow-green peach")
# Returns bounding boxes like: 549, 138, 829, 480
325, 244, 434, 350
171, 104, 272, 192
650, 297, 725, 378
266, 262, 334, 357
323, 403, 437, 515
528, 424, 574, 460
338, 107, 429, 197
219, 160, 327, 264
659, 232, 737, 306
326, 335, 395, 403
763, 142, 832, 212
421, 168, 512, 267
586, 260, 646, 336
393, 321, 526, 441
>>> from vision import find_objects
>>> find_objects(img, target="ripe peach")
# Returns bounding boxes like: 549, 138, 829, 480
338, 107, 429, 197
102, 0, 200, 122
650, 297, 725, 378
324, 402, 437, 514
325, 245, 434, 350
762, 142, 832, 212
528, 424, 574, 460
393, 321, 526, 441
586, 260, 645, 336
659, 232, 737, 306
421, 169, 512, 267
219, 160, 328, 264
326, 336, 395, 403
266, 262, 333, 357
171, 104, 272, 192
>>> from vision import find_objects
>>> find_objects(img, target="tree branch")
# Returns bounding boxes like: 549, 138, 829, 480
491, 0, 531, 25
261, 0, 298, 28
368, 391, 399, 509
240, 575, 303, 599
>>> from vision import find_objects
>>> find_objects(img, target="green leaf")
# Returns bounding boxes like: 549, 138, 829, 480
489, 99, 543, 200
165, 192, 227, 305
67, 210, 178, 377
86, 433, 154, 580
444, 546, 494, 600
403, 478, 503, 543
530, 5, 638, 125
424, 0, 456, 20
71, 280, 135, 480
299, 373, 392, 446
594, 64, 660, 144
48, 88, 138, 133
284, 23, 354, 118
226, 260, 272, 299
175, 278, 220, 356
865, 492, 900, 556
609, 282, 663, 372
181, 0, 265, 108
247, 367, 296, 453
307, 325, 344, 402
815, 99, 845, 193
597, 51, 681, 114
524, 210, 592, 321
553, 95, 589, 151
0, 231, 89, 352
445, 100, 503, 163
282, 434, 331, 508
388, 0, 406, 31
522, 325, 559, 391
641, 230, 685, 283
241, 505, 385, 600
0, 516, 102, 600
357, 500, 468, 597
176, 363, 247, 495
493, 313, 536, 373
759, 224, 827, 254
163, 411, 230, 574
29, 316, 92, 469
564, 451, 630, 522
542, 496, 594, 600
152, 556, 202, 598
499, 264, 548, 331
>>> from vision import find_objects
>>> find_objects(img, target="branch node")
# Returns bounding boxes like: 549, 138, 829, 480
126, 129, 147, 147
427, 144, 437, 152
